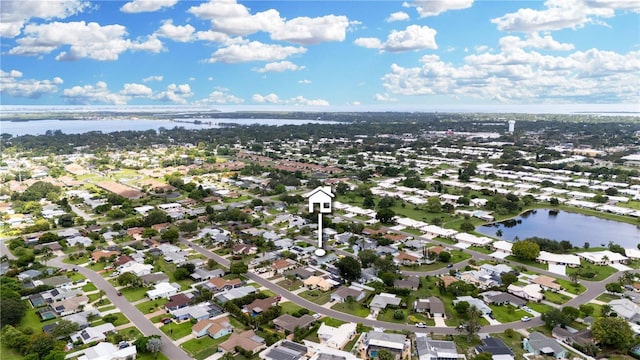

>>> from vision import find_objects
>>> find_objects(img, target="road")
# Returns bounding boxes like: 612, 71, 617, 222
0, 238, 17, 260
49, 256, 192, 360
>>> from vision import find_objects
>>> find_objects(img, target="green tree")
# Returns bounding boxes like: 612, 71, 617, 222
335, 256, 362, 282
117, 272, 140, 287
592, 316, 633, 349
57, 214, 74, 227
358, 250, 378, 268
0, 291, 28, 327
541, 308, 570, 329
161, 226, 180, 243
27, 333, 57, 359
561, 306, 580, 322
375, 207, 396, 224
173, 267, 190, 280
146, 337, 162, 359
363, 196, 375, 209
426, 197, 441, 213
454, 300, 470, 314
438, 251, 451, 262
512, 240, 540, 261
579, 304, 594, 317
144, 209, 169, 226
50, 320, 79, 339
500, 272, 518, 287
377, 350, 395, 360
605, 282, 623, 293
230, 261, 248, 275
458, 306, 482, 341
460, 221, 475, 232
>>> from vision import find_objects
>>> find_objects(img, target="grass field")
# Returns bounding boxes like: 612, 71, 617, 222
135, 298, 169, 313
377, 309, 408, 324
181, 333, 231, 360
331, 302, 370, 318
544, 291, 571, 305
556, 279, 586, 295
119, 286, 149, 302
280, 301, 309, 316
161, 320, 194, 340
299, 289, 332, 305
276, 279, 302, 291
489, 305, 529, 323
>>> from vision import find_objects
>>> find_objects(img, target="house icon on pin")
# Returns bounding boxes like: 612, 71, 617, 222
305, 186, 334, 214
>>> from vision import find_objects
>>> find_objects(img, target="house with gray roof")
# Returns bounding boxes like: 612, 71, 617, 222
523, 332, 568, 359
36, 275, 73, 288
260, 340, 307, 360
370, 293, 401, 313
18, 269, 42, 281
416, 337, 464, 360
331, 286, 365, 303
364, 331, 407, 360
273, 314, 315, 333
413, 297, 445, 317
609, 298, 640, 322
215, 285, 257, 304
453, 296, 492, 315
480, 291, 527, 307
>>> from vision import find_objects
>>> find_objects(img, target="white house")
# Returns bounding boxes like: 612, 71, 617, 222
537, 251, 581, 267
147, 282, 181, 300
305, 186, 334, 213
118, 262, 153, 277
578, 250, 628, 265
492, 240, 513, 255
77, 342, 137, 360
71, 323, 116, 344
507, 283, 543, 302
317, 322, 357, 349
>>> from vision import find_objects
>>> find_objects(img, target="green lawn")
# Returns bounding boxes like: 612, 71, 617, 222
505, 256, 548, 270
377, 309, 408, 324
98, 305, 116, 312
527, 302, 555, 314
578, 261, 617, 281
331, 302, 370, 317
20, 305, 58, 332
161, 321, 194, 340
492, 331, 526, 360
280, 301, 308, 316
181, 333, 231, 360
556, 279, 586, 295
321, 317, 346, 327
489, 305, 529, 323
137, 352, 170, 360
87, 262, 108, 271
94, 313, 130, 327
82, 282, 98, 292
596, 293, 621, 302
64, 255, 90, 265
120, 286, 149, 302
469, 246, 493, 254
276, 279, 302, 291
544, 291, 571, 305
299, 289, 332, 305
0, 338, 22, 360
135, 298, 169, 313
401, 250, 471, 272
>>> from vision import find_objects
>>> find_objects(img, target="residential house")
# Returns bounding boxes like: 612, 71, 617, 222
114, 255, 136, 269
272, 258, 298, 273
140, 272, 170, 286
245, 297, 279, 316
303, 276, 337, 292
413, 297, 446, 317
609, 298, 640, 322
273, 314, 315, 333
260, 340, 307, 360
440, 275, 458, 289
71, 323, 116, 344
415, 337, 465, 360
50, 295, 89, 316
394, 251, 421, 266
119, 262, 153, 277
453, 296, 492, 315
369, 293, 401, 314
481, 291, 527, 308
66, 236, 93, 247
76, 342, 137, 360
205, 277, 242, 292
330, 286, 365, 303
523, 332, 568, 359
284, 267, 314, 280
190, 268, 225, 282
146, 282, 181, 300
91, 250, 119, 262
36, 275, 73, 288
170, 302, 219, 321
552, 326, 593, 348
459, 270, 498, 289
531, 275, 561, 292
537, 251, 580, 268
215, 285, 257, 304
578, 250, 628, 265
364, 331, 408, 360
317, 322, 357, 349
475, 337, 514, 360
479, 264, 514, 277
219, 330, 266, 354
508, 284, 544, 302
41, 287, 83, 303
164, 251, 188, 264
232, 244, 258, 255
491, 240, 513, 255
165, 293, 191, 311
18, 269, 42, 281
192, 316, 234, 339
394, 276, 420, 290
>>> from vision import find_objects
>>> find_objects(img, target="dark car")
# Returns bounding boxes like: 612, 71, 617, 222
117, 292, 122, 296
446, 264, 454, 268
161, 318, 173, 324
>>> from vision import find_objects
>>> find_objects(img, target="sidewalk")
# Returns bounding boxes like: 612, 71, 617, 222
434, 317, 448, 327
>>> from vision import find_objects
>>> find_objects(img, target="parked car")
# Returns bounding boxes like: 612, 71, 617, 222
117, 292, 122, 296
521, 316, 531, 322
446, 264, 453, 268
161, 318, 173, 324
415, 323, 427, 328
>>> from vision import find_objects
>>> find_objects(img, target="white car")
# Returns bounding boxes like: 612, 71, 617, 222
415, 323, 427, 328
521, 316, 531, 322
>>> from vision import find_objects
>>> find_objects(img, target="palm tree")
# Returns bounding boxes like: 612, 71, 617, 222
601, 304, 612, 317
496, 229, 503, 237
97, 289, 106, 304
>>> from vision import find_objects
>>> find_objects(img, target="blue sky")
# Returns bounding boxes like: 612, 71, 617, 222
1, 0, 639, 109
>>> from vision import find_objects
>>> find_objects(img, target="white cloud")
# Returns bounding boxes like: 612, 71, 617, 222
412, 0, 474, 17
155, 20, 195, 42
120, 0, 178, 13
374, 93, 398, 102
255, 61, 305, 73
143, 75, 163, 82
194, 30, 231, 43
189, 0, 350, 45
0, 0, 88, 38
270, 15, 350, 45
499, 33, 574, 51
252, 93, 329, 106
298, 79, 312, 84
350, 101, 361, 106
381, 46, 640, 103
155, 83, 193, 104
490, 0, 638, 32
354, 37, 382, 49
355, 25, 437, 52
386, 11, 410, 22
196, 90, 244, 104
0, 69, 63, 99
9, 21, 163, 61
62, 81, 128, 105
208, 41, 306, 63
121, 83, 153, 97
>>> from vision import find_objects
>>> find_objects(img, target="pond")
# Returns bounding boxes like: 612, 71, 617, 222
476, 208, 640, 249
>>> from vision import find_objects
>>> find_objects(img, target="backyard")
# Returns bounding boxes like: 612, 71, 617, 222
181, 333, 231, 360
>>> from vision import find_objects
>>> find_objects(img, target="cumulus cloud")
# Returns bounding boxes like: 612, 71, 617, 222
255, 61, 305, 73
499, 33, 574, 51
196, 89, 244, 104
194, 30, 231, 43
0, 69, 63, 99
120, 0, 178, 13
411, 0, 474, 17
120, 83, 153, 97
355, 25, 437, 52
381, 45, 640, 103
189, 0, 350, 45
143, 75, 163, 82
491, 0, 638, 32
374, 93, 398, 102
208, 41, 306, 63
252, 93, 329, 106
155, 20, 195, 42
155, 83, 193, 104
62, 81, 128, 105
0, 0, 88, 38
9, 21, 163, 61
386, 11, 410, 22
298, 79, 312, 84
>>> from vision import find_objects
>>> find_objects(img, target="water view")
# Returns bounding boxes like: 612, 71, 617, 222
0, 118, 342, 136
476, 208, 640, 249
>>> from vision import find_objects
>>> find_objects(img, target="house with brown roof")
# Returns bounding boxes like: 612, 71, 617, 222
426, 246, 445, 255
272, 258, 297, 273
192, 316, 234, 339
245, 297, 279, 315
165, 293, 191, 311
91, 250, 120, 262
114, 255, 135, 268
394, 252, 420, 266
219, 330, 266, 354
413, 296, 446, 317
151, 223, 170, 232
205, 277, 242, 292
232, 244, 258, 255
441, 275, 458, 288
394, 276, 420, 290
126, 227, 145, 240
272, 314, 315, 333
531, 275, 561, 292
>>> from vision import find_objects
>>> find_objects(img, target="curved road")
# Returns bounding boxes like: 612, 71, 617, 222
49, 256, 191, 360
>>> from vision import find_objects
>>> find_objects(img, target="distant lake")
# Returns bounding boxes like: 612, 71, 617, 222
0, 118, 342, 136
476, 208, 640, 249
